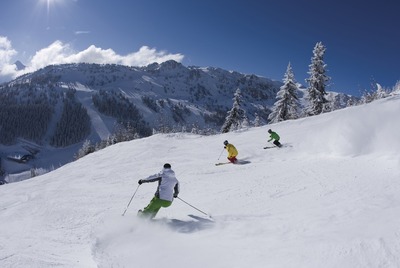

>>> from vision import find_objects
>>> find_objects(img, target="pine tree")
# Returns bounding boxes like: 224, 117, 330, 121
305, 42, 330, 116
241, 115, 249, 129
268, 62, 300, 123
390, 81, 400, 96
253, 113, 261, 127
375, 83, 388, 99
360, 80, 381, 104
346, 98, 355, 107
359, 89, 375, 104
221, 88, 246, 133
75, 139, 94, 160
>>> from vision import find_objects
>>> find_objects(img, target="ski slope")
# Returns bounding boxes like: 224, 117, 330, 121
1, 96, 400, 268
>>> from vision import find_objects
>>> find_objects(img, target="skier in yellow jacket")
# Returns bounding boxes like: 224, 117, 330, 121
223, 140, 238, 163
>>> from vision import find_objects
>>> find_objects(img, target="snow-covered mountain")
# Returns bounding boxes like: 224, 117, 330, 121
14, 60, 26, 71
0, 95, 399, 268
1, 61, 283, 140
1, 61, 357, 138
0, 61, 357, 177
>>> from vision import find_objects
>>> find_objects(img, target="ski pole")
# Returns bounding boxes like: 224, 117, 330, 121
268, 140, 276, 147
269, 140, 281, 148
122, 184, 140, 216
177, 197, 211, 217
217, 147, 225, 160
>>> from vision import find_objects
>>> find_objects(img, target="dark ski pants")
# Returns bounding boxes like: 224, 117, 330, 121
139, 196, 172, 219
273, 140, 282, 147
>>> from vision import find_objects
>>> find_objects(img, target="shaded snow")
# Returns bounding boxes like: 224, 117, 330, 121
76, 90, 112, 141
0, 96, 399, 268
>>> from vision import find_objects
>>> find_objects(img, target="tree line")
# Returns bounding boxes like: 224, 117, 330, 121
0, 84, 91, 147
221, 42, 399, 132
92, 90, 152, 137
50, 97, 91, 147
0, 84, 57, 144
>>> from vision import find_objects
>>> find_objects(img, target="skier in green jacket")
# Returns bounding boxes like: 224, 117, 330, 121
268, 129, 282, 147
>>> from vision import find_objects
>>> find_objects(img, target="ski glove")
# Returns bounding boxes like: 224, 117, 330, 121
138, 180, 143, 185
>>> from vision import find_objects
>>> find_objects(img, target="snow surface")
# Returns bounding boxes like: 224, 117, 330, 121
1, 96, 400, 268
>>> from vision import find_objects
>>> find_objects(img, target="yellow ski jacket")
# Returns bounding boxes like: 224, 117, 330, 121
225, 143, 238, 158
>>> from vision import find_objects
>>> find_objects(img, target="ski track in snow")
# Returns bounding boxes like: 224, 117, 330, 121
91, 155, 400, 268
75, 88, 111, 140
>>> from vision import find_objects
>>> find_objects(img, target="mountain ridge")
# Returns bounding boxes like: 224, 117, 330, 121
4, 60, 356, 135
0, 61, 357, 177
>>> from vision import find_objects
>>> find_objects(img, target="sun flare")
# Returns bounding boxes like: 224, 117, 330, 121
37, 0, 65, 26
39, 0, 64, 16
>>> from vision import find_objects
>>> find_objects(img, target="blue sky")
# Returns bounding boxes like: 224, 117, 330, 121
0, 0, 398, 96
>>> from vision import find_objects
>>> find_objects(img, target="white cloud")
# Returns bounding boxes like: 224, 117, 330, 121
121, 46, 185, 66
0, 36, 18, 77
0, 37, 184, 82
74, 31, 90, 35
28, 40, 74, 71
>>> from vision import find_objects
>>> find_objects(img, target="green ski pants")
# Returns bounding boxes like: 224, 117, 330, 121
141, 196, 172, 218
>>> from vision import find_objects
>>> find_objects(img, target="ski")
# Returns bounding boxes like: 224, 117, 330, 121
216, 160, 250, 165
264, 144, 285, 149
215, 162, 231, 166
188, 214, 214, 223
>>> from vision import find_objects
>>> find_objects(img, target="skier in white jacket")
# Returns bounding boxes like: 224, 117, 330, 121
138, 163, 180, 219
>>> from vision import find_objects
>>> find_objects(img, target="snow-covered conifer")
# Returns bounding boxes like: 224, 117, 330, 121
346, 98, 355, 107
305, 42, 330, 116
75, 139, 94, 160
241, 115, 249, 129
359, 89, 376, 104
253, 113, 261, 127
221, 88, 246, 133
390, 81, 400, 95
268, 62, 300, 123
375, 83, 388, 99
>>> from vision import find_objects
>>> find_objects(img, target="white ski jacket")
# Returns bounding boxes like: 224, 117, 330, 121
141, 168, 180, 202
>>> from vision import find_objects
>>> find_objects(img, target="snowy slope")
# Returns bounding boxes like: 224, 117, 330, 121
0, 96, 399, 268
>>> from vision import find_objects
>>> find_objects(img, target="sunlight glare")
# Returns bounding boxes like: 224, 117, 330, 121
39, 0, 64, 16
38, 0, 65, 27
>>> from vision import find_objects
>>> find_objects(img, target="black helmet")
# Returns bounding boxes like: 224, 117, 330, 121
268, 129, 272, 133
163, 163, 171, 169
223, 140, 228, 145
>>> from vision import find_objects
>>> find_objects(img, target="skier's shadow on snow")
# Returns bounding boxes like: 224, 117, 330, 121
157, 216, 215, 233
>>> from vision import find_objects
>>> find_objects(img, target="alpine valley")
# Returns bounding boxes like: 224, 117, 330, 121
0, 60, 356, 179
